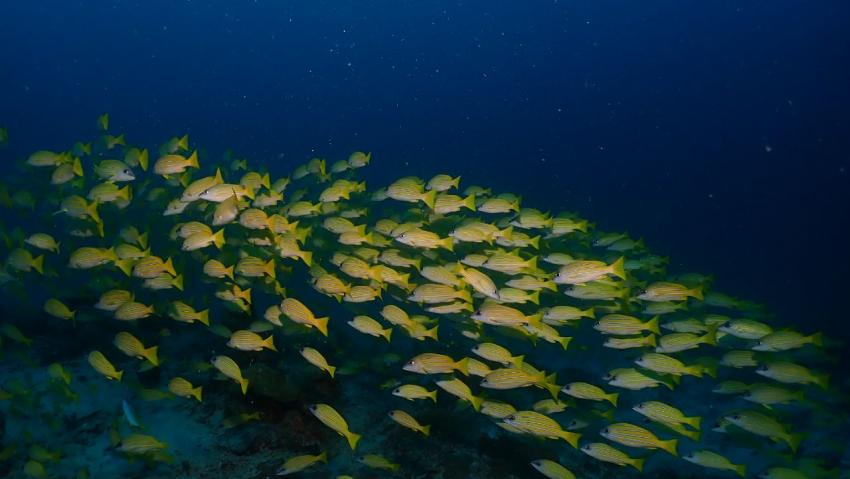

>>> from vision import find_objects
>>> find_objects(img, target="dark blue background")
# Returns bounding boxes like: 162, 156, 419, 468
1, 1, 848, 336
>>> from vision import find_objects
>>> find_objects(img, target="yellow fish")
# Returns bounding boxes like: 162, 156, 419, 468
309, 403, 361, 450
168, 377, 202, 402
281, 298, 329, 336
212, 355, 249, 395
88, 351, 123, 381
300, 347, 336, 378
388, 409, 430, 436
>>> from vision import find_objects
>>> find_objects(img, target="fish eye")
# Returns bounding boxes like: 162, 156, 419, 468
602, 428, 609, 434
732, 414, 740, 420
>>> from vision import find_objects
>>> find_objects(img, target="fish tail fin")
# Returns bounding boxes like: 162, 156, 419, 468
500, 225, 513, 240
172, 274, 184, 291
346, 432, 361, 450
425, 325, 438, 341
265, 258, 276, 279
239, 287, 252, 305
192, 386, 203, 402
809, 332, 823, 347
224, 265, 234, 280
647, 315, 660, 334
264, 335, 277, 352
119, 185, 132, 202
139, 149, 149, 171
511, 355, 524, 369
662, 438, 678, 456
469, 395, 483, 412
187, 150, 199, 169
609, 256, 627, 280
327, 365, 336, 378
607, 392, 619, 407
525, 255, 538, 271
455, 357, 469, 376
197, 309, 210, 326
87, 200, 102, 225
688, 415, 701, 430
421, 189, 437, 210
646, 334, 657, 347
529, 235, 540, 250
544, 280, 558, 292
689, 285, 704, 301
162, 257, 176, 277
702, 364, 717, 379
561, 431, 581, 448
452, 175, 461, 188
463, 194, 476, 211
316, 450, 328, 463
441, 236, 454, 252
116, 370, 124, 382
261, 172, 270, 189
213, 167, 223, 184
632, 458, 645, 472
529, 290, 540, 305
422, 424, 431, 436
583, 307, 595, 318
428, 390, 438, 402
239, 378, 249, 395
788, 433, 804, 453
72, 157, 83, 177
735, 464, 747, 477
300, 250, 313, 267
458, 289, 472, 303
815, 373, 829, 390
510, 199, 521, 212
315, 317, 330, 337
557, 336, 571, 350
145, 346, 160, 366
114, 259, 133, 277
212, 229, 226, 250
379, 326, 393, 342
31, 254, 44, 275
689, 365, 704, 378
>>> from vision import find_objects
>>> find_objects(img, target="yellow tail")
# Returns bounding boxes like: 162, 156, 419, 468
661, 438, 678, 456
31, 254, 44, 275
421, 189, 437, 210
315, 317, 329, 337
197, 309, 210, 326
172, 274, 184, 291
239, 378, 249, 395
265, 258, 276, 279
212, 229, 226, 250
163, 257, 177, 277
145, 346, 160, 366
609, 256, 627, 280
346, 432, 361, 450
455, 357, 469, 376
463, 194, 476, 211
187, 151, 199, 169
192, 386, 203, 402
469, 395, 483, 412
264, 335, 277, 352
139, 149, 149, 171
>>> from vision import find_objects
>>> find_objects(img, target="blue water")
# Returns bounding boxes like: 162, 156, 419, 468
1, 3, 849, 478
2, 2, 847, 339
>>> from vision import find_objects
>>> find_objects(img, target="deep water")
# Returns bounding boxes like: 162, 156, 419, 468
1, 2, 849, 479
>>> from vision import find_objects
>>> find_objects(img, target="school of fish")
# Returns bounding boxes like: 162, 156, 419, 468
0, 116, 846, 478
